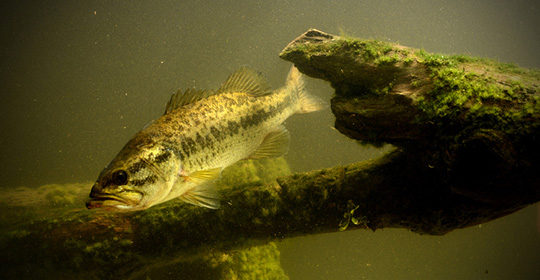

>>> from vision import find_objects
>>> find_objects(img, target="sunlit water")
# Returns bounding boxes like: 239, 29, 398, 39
1, 0, 539, 279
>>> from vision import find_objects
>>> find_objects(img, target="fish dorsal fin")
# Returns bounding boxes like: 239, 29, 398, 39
246, 125, 290, 160
217, 67, 272, 96
165, 88, 215, 114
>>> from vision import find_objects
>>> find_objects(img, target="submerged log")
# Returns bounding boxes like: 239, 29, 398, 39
280, 29, 540, 208
1, 29, 539, 279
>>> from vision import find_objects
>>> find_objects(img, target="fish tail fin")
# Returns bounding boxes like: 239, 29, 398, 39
285, 65, 326, 114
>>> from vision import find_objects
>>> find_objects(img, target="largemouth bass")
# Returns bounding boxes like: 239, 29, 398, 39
86, 66, 324, 211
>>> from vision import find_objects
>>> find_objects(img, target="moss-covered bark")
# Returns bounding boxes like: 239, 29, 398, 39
280, 29, 540, 208
0, 159, 292, 279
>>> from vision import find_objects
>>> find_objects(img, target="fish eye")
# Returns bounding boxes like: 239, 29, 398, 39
112, 170, 128, 185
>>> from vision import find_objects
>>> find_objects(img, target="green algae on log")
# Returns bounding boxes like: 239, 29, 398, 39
280, 29, 540, 208
0, 159, 292, 280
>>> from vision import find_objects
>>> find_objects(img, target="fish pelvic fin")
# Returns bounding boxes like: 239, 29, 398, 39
179, 168, 222, 209
286, 65, 326, 114
179, 182, 221, 209
217, 67, 272, 96
247, 125, 290, 160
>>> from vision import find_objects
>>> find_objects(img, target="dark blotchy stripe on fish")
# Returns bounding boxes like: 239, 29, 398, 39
196, 133, 208, 148
126, 152, 171, 176
238, 100, 288, 130
240, 108, 273, 130
179, 96, 289, 158
205, 134, 214, 148
182, 141, 191, 157
154, 151, 172, 165
127, 161, 146, 174
227, 121, 240, 136
210, 126, 220, 139
180, 132, 216, 157
131, 174, 157, 186
181, 137, 198, 157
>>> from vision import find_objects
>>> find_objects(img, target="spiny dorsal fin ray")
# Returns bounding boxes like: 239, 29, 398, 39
165, 88, 215, 115
217, 67, 272, 96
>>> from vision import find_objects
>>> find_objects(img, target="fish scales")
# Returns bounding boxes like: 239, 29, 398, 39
170, 92, 294, 172
86, 66, 324, 211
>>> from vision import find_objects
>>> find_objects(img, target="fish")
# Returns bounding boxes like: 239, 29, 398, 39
86, 66, 325, 211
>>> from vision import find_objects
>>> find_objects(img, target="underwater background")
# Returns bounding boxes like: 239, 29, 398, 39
1, 0, 539, 279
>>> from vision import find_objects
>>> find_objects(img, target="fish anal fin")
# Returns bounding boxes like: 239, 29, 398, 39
247, 125, 290, 160
217, 67, 272, 96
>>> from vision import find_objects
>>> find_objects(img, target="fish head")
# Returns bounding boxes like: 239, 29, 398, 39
86, 142, 180, 211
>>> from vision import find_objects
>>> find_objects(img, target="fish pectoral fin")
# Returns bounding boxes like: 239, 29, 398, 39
188, 168, 222, 183
179, 181, 221, 209
247, 125, 290, 160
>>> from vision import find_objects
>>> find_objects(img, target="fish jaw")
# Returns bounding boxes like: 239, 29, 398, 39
86, 184, 145, 211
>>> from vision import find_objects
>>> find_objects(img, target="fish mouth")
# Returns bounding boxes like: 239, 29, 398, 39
86, 191, 143, 211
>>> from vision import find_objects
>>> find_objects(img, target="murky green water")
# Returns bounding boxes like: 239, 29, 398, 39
1, 0, 539, 279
